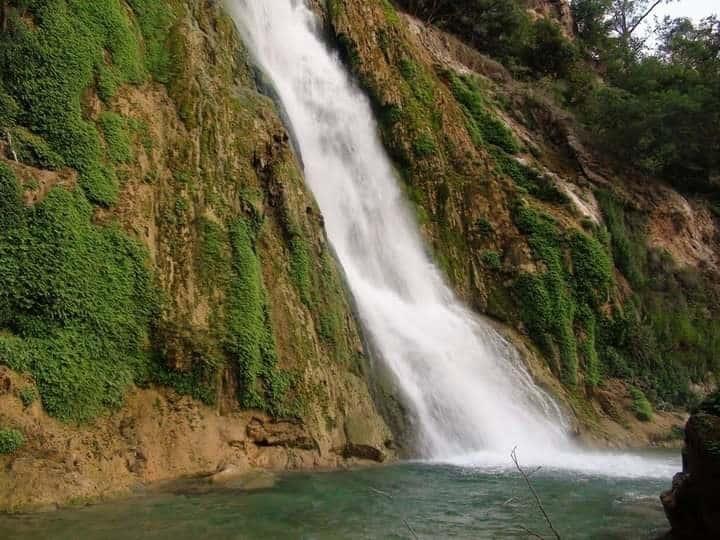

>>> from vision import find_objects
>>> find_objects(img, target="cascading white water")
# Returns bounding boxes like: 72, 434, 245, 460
227, 0, 678, 478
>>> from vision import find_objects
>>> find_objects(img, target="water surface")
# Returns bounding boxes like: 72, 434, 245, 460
0, 456, 675, 539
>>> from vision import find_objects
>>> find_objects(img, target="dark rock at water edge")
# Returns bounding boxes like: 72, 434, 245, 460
660, 397, 720, 539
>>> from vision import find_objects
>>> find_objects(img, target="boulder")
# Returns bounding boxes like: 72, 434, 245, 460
661, 408, 720, 539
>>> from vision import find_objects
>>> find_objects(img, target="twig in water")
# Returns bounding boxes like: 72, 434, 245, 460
520, 525, 547, 539
511, 446, 561, 540
403, 518, 419, 539
527, 466, 543, 478
369, 486, 393, 500
369, 486, 419, 539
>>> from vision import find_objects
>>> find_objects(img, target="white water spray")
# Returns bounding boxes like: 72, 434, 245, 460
227, 0, 678, 478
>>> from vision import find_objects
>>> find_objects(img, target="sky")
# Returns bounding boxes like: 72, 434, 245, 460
640, 0, 717, 48
649, 0, 718, 24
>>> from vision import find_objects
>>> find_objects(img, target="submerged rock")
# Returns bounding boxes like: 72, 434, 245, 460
661, 397, 720, 539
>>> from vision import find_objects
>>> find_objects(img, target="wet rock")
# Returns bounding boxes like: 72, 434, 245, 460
207, 464, 244, 484
246, 418, 316, 450
208, 466, 276, 490
342, 443, 385, 463
661, 410, 720, 539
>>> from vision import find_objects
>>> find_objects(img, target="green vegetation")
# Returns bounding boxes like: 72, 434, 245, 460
0, 176, 159, 422
381, 0, 401, 25
226, 219, 292, 415
398, 0, 576, 77
126, 0, 177, 83
481, 250, 502, 271
474, 218, 494, 236
0, 0, 177, 205
630, 387, 653, 421
596, 191, 720, 405
449, 74, 518, 154
0, 428, 24, 454
570, 1, 719, 195
512, 202, 613, 388
7, 128, 65, 170
197, 218, 231, 292
511, 188, 718, 402
400, 1, 718, 196
399, 58, 435, 107
0, 0, 358, 429
289, 232, 313, 308
98, 112, 133, 165
513, 205, 578, 386
493, 151, 568, 204
412, 133, 437, 157
19, 386, 38, 407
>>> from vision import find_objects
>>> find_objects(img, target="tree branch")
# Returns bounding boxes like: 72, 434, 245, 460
520, 525, 548, 540
629, 0, 665, 36
511, 447, 561, 540
369, 487, 419, 539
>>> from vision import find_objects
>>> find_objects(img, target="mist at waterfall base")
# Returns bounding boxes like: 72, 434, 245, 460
225, 0, 678, 478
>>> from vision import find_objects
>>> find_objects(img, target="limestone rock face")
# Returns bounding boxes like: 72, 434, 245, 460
661, 410, 720, 539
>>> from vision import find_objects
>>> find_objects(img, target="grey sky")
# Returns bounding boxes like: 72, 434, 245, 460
650, 0, 718, 23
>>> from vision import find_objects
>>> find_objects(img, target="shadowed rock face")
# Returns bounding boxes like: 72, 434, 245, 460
661, 402, 720, 539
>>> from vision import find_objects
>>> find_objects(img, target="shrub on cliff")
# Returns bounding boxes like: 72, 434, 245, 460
630, 387, 653, 422
0, 428, 24, 454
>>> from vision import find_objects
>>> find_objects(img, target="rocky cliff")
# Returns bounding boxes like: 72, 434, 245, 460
0, 0, 393, 511
324, 0, 717, 441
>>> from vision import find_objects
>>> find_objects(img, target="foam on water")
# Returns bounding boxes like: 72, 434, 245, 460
226, 0, 676, 479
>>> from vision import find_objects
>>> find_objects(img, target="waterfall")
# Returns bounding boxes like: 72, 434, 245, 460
226, 0, 677, 477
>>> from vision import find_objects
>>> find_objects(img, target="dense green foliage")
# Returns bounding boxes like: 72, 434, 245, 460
571, 2, 719, 194
481, 250, 502, 271
0, 170, 159, 421
493, 151, 569, 204
399, 0, 718, 195
19, 385, 38, 407
0, 1, 316, 422
630, 387, 653, 421
126, 0, 177, 82
0, 1, 183, 423
523, 18, 577, 78
596, 191, 720, 405
512, 202, 613, 387
0, 0, 176, 205
449, 74, 518, 154
397, 0, 577, 77
98, 112, 133, 165
6, 127, 65, 170
0, 428, 24, 454
509, 191, 718, 405
225, 219, 292, 415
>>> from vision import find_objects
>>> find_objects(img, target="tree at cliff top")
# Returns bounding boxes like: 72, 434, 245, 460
395, 0, 577, 77
572, 1, 720, 195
